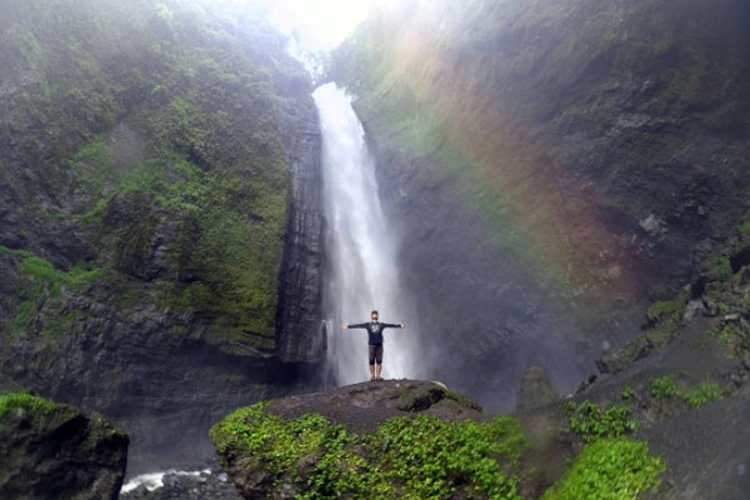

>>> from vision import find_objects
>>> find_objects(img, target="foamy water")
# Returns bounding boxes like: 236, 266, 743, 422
120, 468, 219, 494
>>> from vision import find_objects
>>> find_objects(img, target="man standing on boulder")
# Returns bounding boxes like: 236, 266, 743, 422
343, 310, 404, 381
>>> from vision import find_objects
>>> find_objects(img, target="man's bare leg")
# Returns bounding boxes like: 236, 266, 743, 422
375, 363, 382, 380
369, 364, 375, 381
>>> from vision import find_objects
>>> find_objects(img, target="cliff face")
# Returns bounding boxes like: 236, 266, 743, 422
0, 393, 128, 500
275, 106, 325, 364
331, 0, 750, 407
0, 0, 323, 472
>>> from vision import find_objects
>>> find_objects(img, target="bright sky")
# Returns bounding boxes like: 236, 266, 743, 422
204, 0, 401, 50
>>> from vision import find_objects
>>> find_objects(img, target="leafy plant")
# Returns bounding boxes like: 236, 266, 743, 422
211, 402, 529, 499
649, 375, 678, 398
563, 401, 637, 442
620, 385, 635, 400
542, 438, 666, 499
680, 381, 723, 408
649, 375, 724, 408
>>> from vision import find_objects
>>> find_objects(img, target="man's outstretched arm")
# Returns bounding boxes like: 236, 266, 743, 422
381, 322, 405, 329
343, 323, 369, 329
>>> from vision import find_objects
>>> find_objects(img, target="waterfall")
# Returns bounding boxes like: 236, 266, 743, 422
313, 83, 418, 385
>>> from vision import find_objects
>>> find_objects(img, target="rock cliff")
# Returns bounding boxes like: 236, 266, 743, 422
0, 392, 128, 500
0, 0, 323, 473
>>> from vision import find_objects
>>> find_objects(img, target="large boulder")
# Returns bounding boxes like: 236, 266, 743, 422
209, 380, 540, 499
0, 393, 128, 500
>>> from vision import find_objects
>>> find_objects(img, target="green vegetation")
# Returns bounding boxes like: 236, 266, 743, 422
649, 375, 679, 399
620, 385, 635, 401
705, 256, 733, 281
712, 320, 750, 358
1, 0, 310, 352
649, 375, 724, 408
0, 245, 33, 258
88, 413, 127, 443
647, 300, 683, 324
680, 381, 723, 409
563, 401, 637, 442
542, 438, 665, 500
210, 402, 529, 499
643, 295, 688, 345
0, 393, 63, 420
7, 250, 102, 337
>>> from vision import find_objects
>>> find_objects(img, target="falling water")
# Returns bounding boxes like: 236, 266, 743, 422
313, 83, 418, 385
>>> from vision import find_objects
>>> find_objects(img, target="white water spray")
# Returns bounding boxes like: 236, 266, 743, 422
313, 83, 418, 385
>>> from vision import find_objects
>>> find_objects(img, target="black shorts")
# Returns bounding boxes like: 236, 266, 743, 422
368, 344, 383, 365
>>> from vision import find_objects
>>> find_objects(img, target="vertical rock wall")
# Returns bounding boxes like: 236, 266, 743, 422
276, 101, 325, 364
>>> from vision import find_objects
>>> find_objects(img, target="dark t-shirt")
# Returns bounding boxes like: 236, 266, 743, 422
348, 321, 401, 345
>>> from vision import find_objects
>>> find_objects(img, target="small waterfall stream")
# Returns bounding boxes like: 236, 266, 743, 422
313, 83, 419, 385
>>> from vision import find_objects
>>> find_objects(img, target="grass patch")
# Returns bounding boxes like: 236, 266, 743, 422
542, 438, 665, 499
211, 402, 528, 499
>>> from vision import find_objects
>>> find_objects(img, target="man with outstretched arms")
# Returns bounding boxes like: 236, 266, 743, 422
343, 310, 404, 381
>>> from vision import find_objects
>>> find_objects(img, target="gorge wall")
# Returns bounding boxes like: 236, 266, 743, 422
331, 0, 750, 409
0, 0, 323, 473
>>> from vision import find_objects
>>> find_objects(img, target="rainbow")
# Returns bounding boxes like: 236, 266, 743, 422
344, 5, 652, 310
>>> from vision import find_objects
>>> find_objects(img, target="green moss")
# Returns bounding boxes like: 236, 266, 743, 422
3, 0, 309, 350
643, 294, 688, 344
65, 265, 103, 292
0, 393, 61, 420
706, 256, 733, 281
211, 402, 529, 499
88, 413, 127, 444
563, 401, 637, 442
7, 249, 103, 337
20, 256, 60, 282
542, 438, 665, 500
11, 299, 38, 336
647, 301, 682, 322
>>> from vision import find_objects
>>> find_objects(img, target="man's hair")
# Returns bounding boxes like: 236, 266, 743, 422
371, 310, 378, 316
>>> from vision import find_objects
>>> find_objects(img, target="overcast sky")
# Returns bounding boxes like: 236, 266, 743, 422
204, 0, 400, 50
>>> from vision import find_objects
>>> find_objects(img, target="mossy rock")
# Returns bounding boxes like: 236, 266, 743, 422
0, 393, 128, 500
211, 383, 526, 500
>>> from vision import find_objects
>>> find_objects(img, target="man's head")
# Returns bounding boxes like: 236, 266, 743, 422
371, 310, 378, 321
